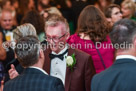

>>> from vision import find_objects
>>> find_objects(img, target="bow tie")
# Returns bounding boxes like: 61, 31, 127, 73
49, 49, 68, 60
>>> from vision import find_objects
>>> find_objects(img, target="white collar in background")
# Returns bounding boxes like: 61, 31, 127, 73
116, 55, 136, 61
29, 66, 48, 75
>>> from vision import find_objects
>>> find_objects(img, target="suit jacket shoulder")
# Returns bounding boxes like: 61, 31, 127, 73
91, 58, 136, 91
4, 68, 64, 91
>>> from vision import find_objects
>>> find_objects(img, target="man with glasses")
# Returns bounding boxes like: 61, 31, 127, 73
43, 14, 95, 91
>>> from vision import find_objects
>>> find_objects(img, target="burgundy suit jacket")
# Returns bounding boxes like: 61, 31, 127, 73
43, 48, 96, 91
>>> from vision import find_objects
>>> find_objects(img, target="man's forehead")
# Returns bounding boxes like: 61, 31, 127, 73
1, 12, 13, 18
47, 24, 65, 31
112, 7, 120, 13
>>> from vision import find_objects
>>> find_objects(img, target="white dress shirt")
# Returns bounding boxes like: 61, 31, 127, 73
50, 46, 68, 85
116, 55, 136, 61
29, 66, 48, 75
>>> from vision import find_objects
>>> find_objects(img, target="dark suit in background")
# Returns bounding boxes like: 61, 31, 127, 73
4, 68, 64, 91
91, 58, 136, 91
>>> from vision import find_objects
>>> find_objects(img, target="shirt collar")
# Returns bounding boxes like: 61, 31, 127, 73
29, 66, 48, 75
52, 44, 68, 55
116, 55, 136, 61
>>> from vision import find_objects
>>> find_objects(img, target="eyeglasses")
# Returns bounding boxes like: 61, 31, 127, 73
45, 33, 66, 42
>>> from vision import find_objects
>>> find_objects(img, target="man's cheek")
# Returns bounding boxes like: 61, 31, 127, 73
59, 42, 65, 49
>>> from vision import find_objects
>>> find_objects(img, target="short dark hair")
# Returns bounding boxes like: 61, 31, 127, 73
15, 36, 40, 67
110, 19, 136, 49
104, 4, 121, 18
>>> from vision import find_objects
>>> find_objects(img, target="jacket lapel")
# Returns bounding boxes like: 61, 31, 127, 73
43, 49, 51, 75
65, 48, 75, 91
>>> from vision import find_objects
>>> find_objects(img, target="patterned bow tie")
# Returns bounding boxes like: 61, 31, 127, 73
49, 49, 68, 60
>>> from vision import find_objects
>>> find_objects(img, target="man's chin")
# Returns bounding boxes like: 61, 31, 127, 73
5, 27, 12, 30
50, 47, 57, 52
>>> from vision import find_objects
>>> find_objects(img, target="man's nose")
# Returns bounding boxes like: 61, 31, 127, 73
5, 21, 10, 24
50, 39, 54, 44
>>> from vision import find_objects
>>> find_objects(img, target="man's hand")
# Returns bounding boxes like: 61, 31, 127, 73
8, 64, 19, 79
0, 79, 4, 91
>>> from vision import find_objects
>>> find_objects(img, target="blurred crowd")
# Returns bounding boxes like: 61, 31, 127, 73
0, 0, 136, 91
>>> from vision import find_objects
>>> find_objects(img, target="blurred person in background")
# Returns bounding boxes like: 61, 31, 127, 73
53, 0, 75, 34
0, 32, 6, 87
10, 0, 19, 11
104, 4, 122, 26
38, 0, 50, 14
0, 0, 17, 25
21, 10, 45, 42
41, 0, 50, 5
67, 5, 115, 73
121, 0, 136, 21
38, 0, 62, 20
9, 0, 19, 26
71, 0, 90, 31
114, 0, 123, 6
17, 0, 35, 24
1, 0, 19, 12
94, 0, 113, 12
91, 18, 136, 91
0, 32, 6, 62
0, 9, 15, 32
1, 0, 11, 10
5, 23, 37, 82
0, 9, 16, 79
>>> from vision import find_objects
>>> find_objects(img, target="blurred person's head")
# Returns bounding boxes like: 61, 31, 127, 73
10, 0, 19, 9
45, 14, 70, 53
94, 0, 112, 11
38, 0, 50, 12
13, 23, 37, 42
121, 0, 136, 18
15, 36, 44, 68
105, 4, 122, 26
38, 0, 50, 19
21, 10, 45, 35
0, 9, 14, 30
77, 5, 110, 42
110, 19, 136, 55
28, 0, 35, 10
40, 7, 62, 19
46, 7, 62, 16
41, 0, 50, 6
18, 0, 35, 15
1, 0, 12, 9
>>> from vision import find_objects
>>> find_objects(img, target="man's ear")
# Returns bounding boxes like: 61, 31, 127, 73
39, 49, 44, 59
